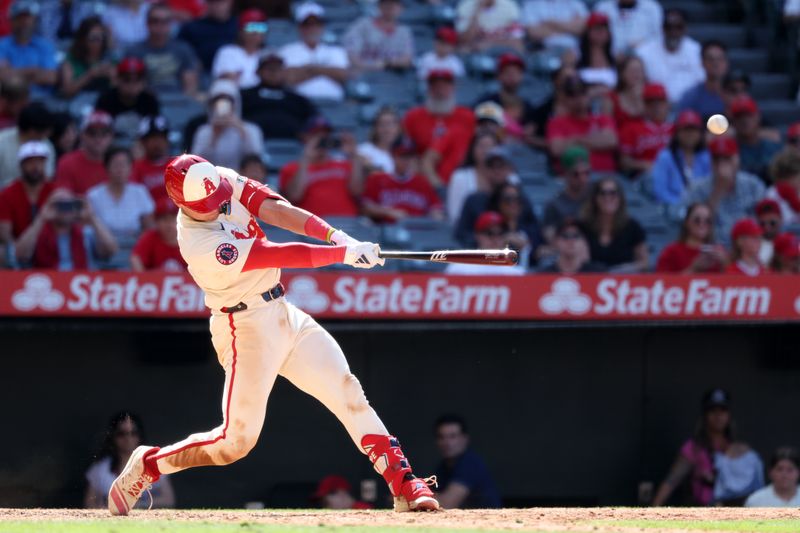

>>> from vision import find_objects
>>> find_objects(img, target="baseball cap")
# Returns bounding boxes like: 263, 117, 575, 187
774, 232, 800, 259
302, 115, 332, 135
497, 53, 524, 73
239, 8, 267, 32
731, 218, 763, 241
258, 48, 284, 67
391, 136, 416, 156
702, 388, 731, 410
755, 198, 782, 217
788, 122, 800, 140
10, 0, 39, 18
643, 83, 668, 101
730, 96, 758, 116
427, 68, 455, 83
586, 12, 609, 27
138, 115, 169, 138
708, 136, 739, 158
17, 140, 48, 162
474, 101, 505, 127
474, 211, 504, 232
81, 110, 113, 131
154, 197, 179, 217
561, 145, 590, 172
295, 2, 324, 23
312, 475, 350, 500
675, 110, 702, 128
435, 27, 458, 46
117, 57, 146, 76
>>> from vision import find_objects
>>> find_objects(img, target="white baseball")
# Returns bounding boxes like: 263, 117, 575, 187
707, 114, 729, 135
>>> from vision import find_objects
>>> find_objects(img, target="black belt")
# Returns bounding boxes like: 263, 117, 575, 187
220, 283, 285, 314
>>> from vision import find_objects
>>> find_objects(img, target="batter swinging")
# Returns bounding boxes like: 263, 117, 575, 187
108, 154, 439, 515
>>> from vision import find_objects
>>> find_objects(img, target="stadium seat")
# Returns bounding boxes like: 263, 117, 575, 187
263, 139, 302, 172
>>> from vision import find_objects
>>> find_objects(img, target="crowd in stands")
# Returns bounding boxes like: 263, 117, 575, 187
0, 0, 797, 276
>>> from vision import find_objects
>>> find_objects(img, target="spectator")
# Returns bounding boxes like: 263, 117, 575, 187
130, 115, 171, 204
745, 448, 800, 507
432, 414, 502, 508
593, 0, 663, 57
730, 97, 781, 182
528, 64, 577, 152
543, 145, 591, 243
473, 101, 506, 140
546, 75, 618, 174
279, 3, 350, 102
191, 79, 264, 171
278, 116, 360, 217
416, 27, 464, 81
14, 187, 117, 269
240, 49, 318, 140
619, 83, 673, 177
765, 148, 800, 224
687, 136, 765, 241
538, 219, 600, 273
455, 0, 524, 53
311, 475, 372, 510
579, 177, 648, 272
49, 112, 78, 161
487, 182, 542, 264
770, 233, 800, 274
239, 153, 267, 182
447, 211, 527, 275
0, 0, 57, 97
653, 388, 763, 506
576, 13, 616, 90
211, 8, 268, 89
609, 55, 646, 131
126, 3, 201, 97
655, 202, 726, 273
102, 0, 148, 50
85, 412, 174, 509
0, 75, 28, 131
167, 0, 205, 22
522, 0, 587, 59
726, 218, 765, 276
405, 69, 476, 188
343, 0, 414, 72
636, 9, 704, 104
357, 107, 402, 174
58, 16, 114, 98
755, 199, 783, 265
55, 110, 114, 196
130, 198, 186, 272
651, 110, 711, 206
473, 54, 536, 145
722, 69, 751, 108
787, 123, 800, 154
0, 102, 55, 188
177, 0, 238, 73
678, 41, 729, 120
361, 137, 443, 223
95, 57, 161, 144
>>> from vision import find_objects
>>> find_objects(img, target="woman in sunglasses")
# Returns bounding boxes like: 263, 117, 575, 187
85, 412, 174, 509
59, 16, 114, 98
656, 202, 727, 273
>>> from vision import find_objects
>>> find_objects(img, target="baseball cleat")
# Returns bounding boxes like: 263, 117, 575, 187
108, 445, 159, 516
394, 475, 440, 512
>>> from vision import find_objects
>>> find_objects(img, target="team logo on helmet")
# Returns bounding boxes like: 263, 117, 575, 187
215, 243, 239, 265
203, 177, 216, 195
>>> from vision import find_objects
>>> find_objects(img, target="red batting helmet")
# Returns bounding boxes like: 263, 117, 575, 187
165, 154, 233, 215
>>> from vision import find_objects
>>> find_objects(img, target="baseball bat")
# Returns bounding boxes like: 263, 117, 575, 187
379, 248, 519, 266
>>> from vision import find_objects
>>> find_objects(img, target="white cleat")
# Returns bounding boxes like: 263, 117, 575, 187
108, 445, 158, 516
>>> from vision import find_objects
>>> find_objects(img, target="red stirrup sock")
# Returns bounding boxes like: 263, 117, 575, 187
361, 434, 415, 497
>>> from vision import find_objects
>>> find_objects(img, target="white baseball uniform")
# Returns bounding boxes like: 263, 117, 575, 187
150, 167, 387, 475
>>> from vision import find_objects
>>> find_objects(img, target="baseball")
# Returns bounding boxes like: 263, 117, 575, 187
707, 114, 729, 135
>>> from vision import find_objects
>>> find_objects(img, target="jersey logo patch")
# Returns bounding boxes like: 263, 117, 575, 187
215, 243, 239, 265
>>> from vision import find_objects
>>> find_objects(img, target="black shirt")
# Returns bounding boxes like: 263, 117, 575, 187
240, 85, 318, 140
434, 449, 502, 509
580, 218, 646, 269
177, 16, 239, 72
95, 88, 160, 118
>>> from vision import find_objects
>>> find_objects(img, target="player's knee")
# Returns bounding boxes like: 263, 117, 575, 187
343, 373, 370, 414
215, 430, 259, 465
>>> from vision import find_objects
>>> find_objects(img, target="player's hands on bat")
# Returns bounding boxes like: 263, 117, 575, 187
343, 241, 385, 269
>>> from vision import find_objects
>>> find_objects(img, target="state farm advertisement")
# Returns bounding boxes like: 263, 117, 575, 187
1, 271, 799, 321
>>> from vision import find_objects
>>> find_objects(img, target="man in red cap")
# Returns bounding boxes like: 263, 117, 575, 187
211, 9, 268, 89
95, 57, 161, 138
312, 475, 372, 510
730, 96, 781, 181
416, 27, 464, 80
726, 218, 764, 276
770, 232, 800, 273
55, 110, 115, 195
754, 198, 783, 265
619, 83, 673, 176
473, 53, 537, 144
342, 0, 414, 72
687, 135, 765, 241
404, 69, 475, 188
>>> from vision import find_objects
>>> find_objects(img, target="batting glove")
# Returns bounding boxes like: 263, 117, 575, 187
344, 242, 385, 269
330, 229, 359, 247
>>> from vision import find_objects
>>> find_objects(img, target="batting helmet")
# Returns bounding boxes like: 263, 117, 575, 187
165, 154, 233, 215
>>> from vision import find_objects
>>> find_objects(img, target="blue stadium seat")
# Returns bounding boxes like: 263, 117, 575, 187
263, 139, 302, 172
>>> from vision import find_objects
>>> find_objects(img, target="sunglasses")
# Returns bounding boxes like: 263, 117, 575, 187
598, 188, 619, 197
559, 231, 581, 240
480, 229, 504, 237
500, 194, 520, 203
243, 22, 268, 33
759, 219, 780, 228
690, 216, 712, 225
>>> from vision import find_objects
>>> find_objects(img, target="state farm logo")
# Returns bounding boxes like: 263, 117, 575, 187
12, 274, 64, 311
285, 276, 329, 313
538, 278, 591, 315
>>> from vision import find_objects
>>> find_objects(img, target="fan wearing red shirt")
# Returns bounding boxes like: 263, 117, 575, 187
404, 69, 475, 188
656, 202, 726, 273
279, 116, 359, 217
546, 75, 618, 173
55, 110, 113, 195
619, 83, 674, 177
726, 218, 765, 276
131, 115, 171, 203
361, 137, 444, 223
130, 199, 186, 272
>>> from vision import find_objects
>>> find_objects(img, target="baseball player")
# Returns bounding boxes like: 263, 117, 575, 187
107, 155, 439, 515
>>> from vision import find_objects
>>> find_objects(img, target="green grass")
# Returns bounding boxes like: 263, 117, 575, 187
596, 519, 800, 532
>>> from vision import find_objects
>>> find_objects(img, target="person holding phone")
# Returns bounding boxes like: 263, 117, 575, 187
656, 202, 727, 273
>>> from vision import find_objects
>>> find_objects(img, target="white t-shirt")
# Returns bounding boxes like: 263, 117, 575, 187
521, 0, 588, 51
212, 45, 262, 89
446, 168, 521, 224
177, 167, 280, 310
786, 0, 800, 16
456, 0, 521, 35
636, 36, 705, 102
745, 484, 800, 507
446, 262, 526, 276
279, 41, 349, 101
357, 142, 394, 173
102, 3, 149, 49
594, 0, 664, 56
87, 183, 154, 243
416, 52, 465, 80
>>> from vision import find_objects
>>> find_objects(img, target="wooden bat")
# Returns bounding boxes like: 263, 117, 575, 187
378, 249, 519, 266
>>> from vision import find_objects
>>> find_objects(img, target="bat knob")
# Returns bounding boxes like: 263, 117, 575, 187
506, 249, 519, 265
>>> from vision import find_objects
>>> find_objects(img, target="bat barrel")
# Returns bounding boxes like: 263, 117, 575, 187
379, 249, 519, 266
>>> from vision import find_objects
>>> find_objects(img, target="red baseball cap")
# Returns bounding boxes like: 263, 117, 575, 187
474, 211, 504, 232
427, 68, 455, 83
643, 83, 668, 101
675, 110, 702, 128
391, 136, 416, 156
117, 57, 145, 76
587, 12, 609, 27
730, 96, 759, 116
788, 122, 800, 140
730, 218, 763, 241
708, 136, 739, 157
755, 198, 782, 217
312, 476, 351, 500
497, 53, 524, 73
81, 110, 113, 131
239, 8, 267, 31
774, 232, 800, 259
435, 27, 458, 46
